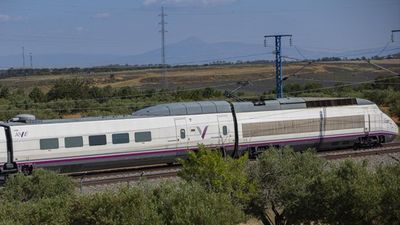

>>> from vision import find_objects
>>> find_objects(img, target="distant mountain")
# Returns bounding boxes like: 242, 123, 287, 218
0, 53, 121, 69
0, 37, 399, 68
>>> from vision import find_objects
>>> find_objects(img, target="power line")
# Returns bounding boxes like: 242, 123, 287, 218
365, 60, 399, 75
293, 45, 308, 60
375, 41, 391, 57
159, 6, 168, 89
22, 47, 25, 68
285, 75, 400, 95
171, 52, 274, 65
29, 53, 33, 68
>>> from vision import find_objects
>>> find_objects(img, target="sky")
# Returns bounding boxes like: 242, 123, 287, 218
0, 0, 399, 57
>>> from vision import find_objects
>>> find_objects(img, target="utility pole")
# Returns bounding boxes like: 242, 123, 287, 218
392, 29, 400, 42
22, 46, 25, 68
159, 6, 168, 89
264, 34, 292, 98
29, 52, 33, 68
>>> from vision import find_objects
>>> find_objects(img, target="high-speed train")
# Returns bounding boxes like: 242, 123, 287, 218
0, 97, 398, 176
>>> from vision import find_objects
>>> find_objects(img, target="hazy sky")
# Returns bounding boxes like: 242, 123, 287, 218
0, 0, 399, 56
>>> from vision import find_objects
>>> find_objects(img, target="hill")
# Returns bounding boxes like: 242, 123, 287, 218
1, 37, 399, 68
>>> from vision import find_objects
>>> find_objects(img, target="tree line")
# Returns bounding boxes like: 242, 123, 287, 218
2, 53, 398, 78
0, 78, 223, 121
0, 75, 398, 122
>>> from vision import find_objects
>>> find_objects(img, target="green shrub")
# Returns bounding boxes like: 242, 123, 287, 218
70, 186, 163, 225
376, 163, 400, 224
178, 145, 257, 208
154, 181, 246, 225
0, 169, 74, 202
0, 196, 71, 225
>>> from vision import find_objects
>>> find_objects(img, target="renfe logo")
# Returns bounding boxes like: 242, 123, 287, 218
196, 126, 208, 139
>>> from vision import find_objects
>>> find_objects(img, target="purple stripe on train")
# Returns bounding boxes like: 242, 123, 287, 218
16, 131, 396, 166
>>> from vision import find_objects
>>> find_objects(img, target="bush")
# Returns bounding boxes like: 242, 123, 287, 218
0, 169, 75, 202
70, 185, 163, 225
154, 181, 246, 225
70, 181, 245, 225
178, 145, 257, 209
376, 163, 400, 224
0, 196, 71, 225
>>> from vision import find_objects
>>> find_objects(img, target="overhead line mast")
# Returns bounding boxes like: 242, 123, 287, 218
264, 34, 292, 99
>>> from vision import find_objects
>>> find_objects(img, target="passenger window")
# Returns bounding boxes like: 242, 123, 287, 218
135, 131, 152, 142
40, 138, 59, 150
222, 126, 228, 135
65, 136, 83, 148
180, 129, 186, 139
89, 135, 107, 146
112, 133, 130, 144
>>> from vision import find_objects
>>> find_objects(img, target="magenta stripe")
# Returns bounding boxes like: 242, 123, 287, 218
16, 131, 396, 166
17, 148, 190, 166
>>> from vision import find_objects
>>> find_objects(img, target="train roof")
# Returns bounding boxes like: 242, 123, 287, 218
1, 97, 374, 125
133, 101, 232, 117
133, 97, 373, 117
232, 97, 373, 113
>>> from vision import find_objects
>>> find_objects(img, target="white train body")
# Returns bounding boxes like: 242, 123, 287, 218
0, 98, 397, 174
237, 103, 397, 151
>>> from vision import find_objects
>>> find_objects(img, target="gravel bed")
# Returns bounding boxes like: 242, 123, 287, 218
76, 176, 180, 194
328, 152, 400, 169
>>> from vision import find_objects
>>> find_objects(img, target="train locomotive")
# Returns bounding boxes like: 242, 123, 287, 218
0, 97, 398, 177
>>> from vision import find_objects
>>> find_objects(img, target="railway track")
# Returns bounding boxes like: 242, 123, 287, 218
318, 143, 400, 160
73, 143, 400, 187
71, 164, 181, 187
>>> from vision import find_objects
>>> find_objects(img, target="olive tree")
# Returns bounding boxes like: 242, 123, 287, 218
178, 145, 257, 209
250, 147, 325, 225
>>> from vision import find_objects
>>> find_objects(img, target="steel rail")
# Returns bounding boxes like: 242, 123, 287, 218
319, 143, 400, 160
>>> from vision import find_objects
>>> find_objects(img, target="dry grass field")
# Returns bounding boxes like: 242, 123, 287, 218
1, 59, 399, 94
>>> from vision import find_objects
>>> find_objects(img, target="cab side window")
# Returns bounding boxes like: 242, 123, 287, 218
222, 126, 228, 135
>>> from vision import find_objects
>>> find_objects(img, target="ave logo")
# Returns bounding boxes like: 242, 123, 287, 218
15, 131, 28, 138
196, 126, 208, 139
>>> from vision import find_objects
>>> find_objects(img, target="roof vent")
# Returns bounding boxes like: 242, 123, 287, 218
9, 114, 36, 123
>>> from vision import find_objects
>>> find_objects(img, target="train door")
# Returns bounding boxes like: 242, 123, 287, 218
174, 118, 188, 150
364, 113, 370, 135
367, 109, 377, 132
317, 108, 327, 149
217, 115, 230, 148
